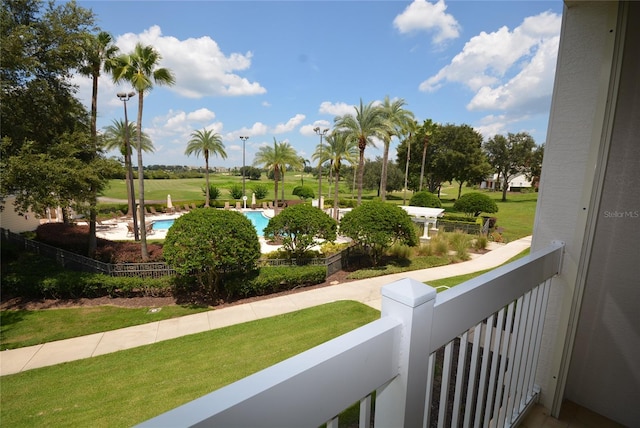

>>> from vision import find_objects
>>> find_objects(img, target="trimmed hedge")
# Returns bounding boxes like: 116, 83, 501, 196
229, 265, 327, 297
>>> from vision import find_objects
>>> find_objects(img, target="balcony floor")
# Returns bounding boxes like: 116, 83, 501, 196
520, 400, 625, 427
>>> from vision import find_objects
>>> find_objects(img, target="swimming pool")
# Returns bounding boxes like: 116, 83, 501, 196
153, 211, 270, 236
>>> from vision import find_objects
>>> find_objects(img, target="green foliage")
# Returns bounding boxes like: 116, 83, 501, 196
339, 201, 418, 265
264, 204, 337, 259
292, 185, 315, 200
228, 183, 244, 199
201, 184, 220, 200
1, 249, 172, 299
252, 183, 269, 199
163, 209, 260, 294
230, 265, 327, 296
409, 191, 442, 208
453, 192, 498, 216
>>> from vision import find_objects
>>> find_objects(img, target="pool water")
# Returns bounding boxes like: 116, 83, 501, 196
153, 211, 270, 236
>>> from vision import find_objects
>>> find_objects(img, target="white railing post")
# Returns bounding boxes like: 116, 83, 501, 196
375, 278, 436, 428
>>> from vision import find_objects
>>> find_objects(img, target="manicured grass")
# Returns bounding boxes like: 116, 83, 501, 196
346, 254, 452, 280
0, 301, 380, 427
427, 248, 531, 290
0, 305, 209, 350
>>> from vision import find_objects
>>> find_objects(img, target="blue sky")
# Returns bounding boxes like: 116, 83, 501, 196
72, 0, 563, 168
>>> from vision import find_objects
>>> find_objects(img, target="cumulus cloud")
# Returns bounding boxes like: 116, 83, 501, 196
393, 0, 461, 45
223, 114, 305, 141
319, 101, 355, 117
115, 25, 266, 98
420, 11, 561, 117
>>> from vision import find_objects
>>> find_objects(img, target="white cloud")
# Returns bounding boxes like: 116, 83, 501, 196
273, 114, 306, 134
420, 11, 561, 117
319, 101, 355, 117
115, 25, 266, 98
393, 0, 461, 44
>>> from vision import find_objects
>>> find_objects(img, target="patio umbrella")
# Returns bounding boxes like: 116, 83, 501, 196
252, 192, 256, 206
167, 194, 173, 210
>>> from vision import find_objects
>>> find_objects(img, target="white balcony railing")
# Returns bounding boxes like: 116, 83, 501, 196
138, 241, 564, 428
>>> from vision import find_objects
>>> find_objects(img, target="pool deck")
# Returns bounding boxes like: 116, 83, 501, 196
93, 208, 344, 254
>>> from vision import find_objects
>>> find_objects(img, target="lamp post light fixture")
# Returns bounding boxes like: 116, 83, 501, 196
314, 127, 329, 210
117, 91, 139, 241
240, 136, 249, 203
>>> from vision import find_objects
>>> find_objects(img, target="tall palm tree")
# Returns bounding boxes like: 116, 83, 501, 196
419, 120, 435, 191
78, 31, 119, 256
299, 157, 309, 186
185, 129, 227, 207
379, 96, 415, 201
254, 139, 299, 214
334, 99, 389, 205
102, 119, 154, 214
325, 131, 358, 219
111, 43, 175, 261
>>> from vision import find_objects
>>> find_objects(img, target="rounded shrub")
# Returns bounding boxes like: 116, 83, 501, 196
453, 192, 498, 217
264, 203, 337, 259
292, 185, 315, 200
163, 208, 261, 295
409, 191, 442, 208
339, 201, 418, 266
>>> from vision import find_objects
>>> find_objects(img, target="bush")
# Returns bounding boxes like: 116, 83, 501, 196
230, 265, 326, 296
339, 201, 418, 266
228, 184, 244, 199
252, 183, 269, 200
264, 204, 337, 259
453, 192, 498, 217
409, 191, 442, 208
163, 209, 261, 295
0, 249, 173, 299
292, 185, 315, 200
201, 184, 220, 201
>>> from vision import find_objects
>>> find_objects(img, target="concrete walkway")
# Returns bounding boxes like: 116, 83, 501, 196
0, 236, 532, 376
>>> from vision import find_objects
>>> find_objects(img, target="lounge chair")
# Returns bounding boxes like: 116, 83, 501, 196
235, 201, 242, 210
262, 202, 269, 209
191, 203, 198, 210
126, 222, 135, 236
268, 201, 274, 209
224, 201, 230, 210
145, 221, 155, 235
149, 206, 159, 216
183, 204, 191, 212
97, 219, 117, 228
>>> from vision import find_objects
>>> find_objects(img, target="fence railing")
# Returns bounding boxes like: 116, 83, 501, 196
138, 241, 564, 427
1, 228, 347, 279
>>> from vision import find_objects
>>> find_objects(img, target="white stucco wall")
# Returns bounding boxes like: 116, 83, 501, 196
0, 196, 42, 233
531, 0, 622, 416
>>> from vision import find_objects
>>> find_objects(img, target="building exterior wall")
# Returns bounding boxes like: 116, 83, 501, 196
0, 196, 42, 233
564, 2, 640, 425
532, 1, 639, 425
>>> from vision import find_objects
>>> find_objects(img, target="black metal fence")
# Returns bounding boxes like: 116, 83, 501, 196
1, 228, 348, 279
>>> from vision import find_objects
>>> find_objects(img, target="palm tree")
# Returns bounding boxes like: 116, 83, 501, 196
254, 139, 299, 214
419, 119, 435, 191
334, 99, 389, 205
324, 131, 358, 219
78, 31, 119, 256
299, 157, 309, 186
111, 43, 175, 261
102, 119, 154, 214
379, 96, 414, 201
185, 129, 227, 207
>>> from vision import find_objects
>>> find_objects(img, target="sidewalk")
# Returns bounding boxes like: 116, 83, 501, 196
0, 236, 531, 376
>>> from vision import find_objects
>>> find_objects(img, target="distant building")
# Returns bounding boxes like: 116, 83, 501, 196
480, 173, 533, 192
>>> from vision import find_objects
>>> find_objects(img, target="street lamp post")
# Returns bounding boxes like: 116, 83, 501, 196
117, 91, 139, 241
240, 136, 249, 206
314, 127, 329, 210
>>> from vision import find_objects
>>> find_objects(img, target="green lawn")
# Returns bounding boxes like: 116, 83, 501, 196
0, 301, 379, 427
0, 305, 209, 350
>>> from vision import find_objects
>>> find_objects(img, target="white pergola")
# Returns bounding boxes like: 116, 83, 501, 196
399, 206, 444, 240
